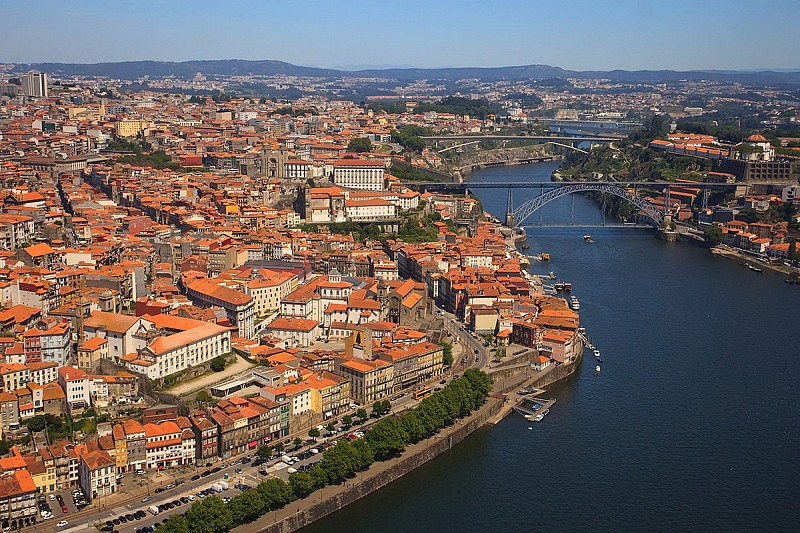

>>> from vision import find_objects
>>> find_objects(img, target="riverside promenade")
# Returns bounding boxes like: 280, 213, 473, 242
235, 358, 571, 533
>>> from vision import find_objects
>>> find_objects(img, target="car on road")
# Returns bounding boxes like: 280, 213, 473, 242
56, 521, 68, 527
141, 496, 152, 503
439, 379, 447, 384
191, 474, 200, 481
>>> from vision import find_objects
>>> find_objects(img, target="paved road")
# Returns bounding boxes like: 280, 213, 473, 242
440, 311, 490, 369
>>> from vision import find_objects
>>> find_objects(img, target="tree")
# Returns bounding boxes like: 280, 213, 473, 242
24, 416, 47, 433
227, 490, 265, 525
293, 437, 302, 449
288, 471, 318, 499
326, 422, 335, 432
400, 410, 426, 443
256, 444, 272, 460
347, 137, 372, 153
342, 415, 352, 427
158, 515, 190, 533
365, 416, 409, 459
356, 408, 368, 421
438, 341, 454, 366
256, 477, 293, 510
0, 440, 10, 456
350, 438, 375, 470
308, 428, 320, 440
196, 390, 213, 404
273, 442, 283, 454
184, 496, 233, 533
703, 224, 724, 246
372, 400, 391, 416
210, 356, 226, 372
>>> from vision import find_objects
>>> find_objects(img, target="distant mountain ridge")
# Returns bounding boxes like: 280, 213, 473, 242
8, 59, 800, 85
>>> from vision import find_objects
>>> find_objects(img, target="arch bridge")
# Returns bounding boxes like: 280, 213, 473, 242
508, 182, 664, 228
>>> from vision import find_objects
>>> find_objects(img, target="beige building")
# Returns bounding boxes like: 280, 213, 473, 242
336, 357, 393, 405
115, 119, 152, 138
76, 337, 108, 370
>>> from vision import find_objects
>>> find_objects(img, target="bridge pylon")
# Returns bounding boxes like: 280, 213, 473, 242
505, 187, 515, 227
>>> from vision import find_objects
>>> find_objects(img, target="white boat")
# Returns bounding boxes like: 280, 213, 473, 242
570, 296, 580, 310
593, 349, 601, 358
584, 235, 594, 243
595, 365, 601, 373
533, 408, 549, 422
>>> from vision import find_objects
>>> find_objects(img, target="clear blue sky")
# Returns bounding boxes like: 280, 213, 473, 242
2, 0, 799, 71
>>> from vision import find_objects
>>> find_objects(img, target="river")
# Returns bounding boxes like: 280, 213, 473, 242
306, 162, 800, 532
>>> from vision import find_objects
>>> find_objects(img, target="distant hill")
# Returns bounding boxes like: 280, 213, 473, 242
8, 59, 800, 85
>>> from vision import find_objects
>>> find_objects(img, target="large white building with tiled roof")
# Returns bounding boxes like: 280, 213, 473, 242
122, 315, 231, 380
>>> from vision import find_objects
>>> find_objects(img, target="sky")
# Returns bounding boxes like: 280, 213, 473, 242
2, 0, 799, 72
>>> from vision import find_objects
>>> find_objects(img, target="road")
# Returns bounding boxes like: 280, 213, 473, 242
439, 311, 490, 369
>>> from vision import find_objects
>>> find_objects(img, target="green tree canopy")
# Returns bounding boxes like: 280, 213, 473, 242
256, 477, 293, 511
184, 496, 233, 533
227, 490, 266, 525
365, 416, 409, 459
158, 515, 190, 533
347, 137, 372, 153
210, 356, 226, 372
256, 444, 272, 460
438, 341, 454, 366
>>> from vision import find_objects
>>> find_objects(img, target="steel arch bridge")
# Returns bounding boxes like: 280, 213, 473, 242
511, 182, 664, 228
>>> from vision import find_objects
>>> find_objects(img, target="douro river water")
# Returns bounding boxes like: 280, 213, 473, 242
306, 162, 800, 532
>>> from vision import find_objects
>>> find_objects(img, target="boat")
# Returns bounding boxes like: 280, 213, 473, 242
540, 252, 551, 261
583, 235, 594, 242
563, 282, 572, 292
533, 408, 549, 422
747, 264, 763, 273
570, 296, 580, 311
549, 271, 556, 279
593, 349, 600, 358
521, 243, 530, 250
595, 365, 601, 372
554, 282, 565, 291
596, 357, 603, 363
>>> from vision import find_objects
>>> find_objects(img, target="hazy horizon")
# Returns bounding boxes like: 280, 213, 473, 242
2, 0, 800, 72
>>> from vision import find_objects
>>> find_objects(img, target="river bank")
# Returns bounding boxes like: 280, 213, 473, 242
710, 244, 799, 278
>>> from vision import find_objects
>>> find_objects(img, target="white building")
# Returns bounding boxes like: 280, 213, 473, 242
263, 317, 320, 348
57, 366, 90, 415
124, 319, 231, 380
332, 159, 386, 191
78, 449, 116, 503
345, 198, 397, 221
0, 215, 35, 250
83, 312, 154, 361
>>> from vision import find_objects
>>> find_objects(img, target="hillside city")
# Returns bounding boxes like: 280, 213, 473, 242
0, 64, 798, 532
